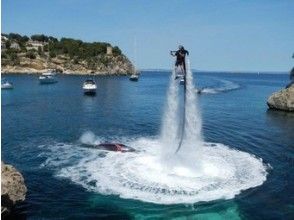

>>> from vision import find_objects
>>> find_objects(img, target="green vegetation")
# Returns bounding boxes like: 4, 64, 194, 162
26, 50, 36, 59
2, 33, 123, 64
47, 37, 116, 62
4, 49, 20, 65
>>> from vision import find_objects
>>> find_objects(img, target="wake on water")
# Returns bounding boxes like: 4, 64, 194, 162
40, 59, 268, 204
197, 79, 240, 94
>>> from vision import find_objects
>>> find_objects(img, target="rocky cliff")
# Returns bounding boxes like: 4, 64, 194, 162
1, 162, 27, 217
1, 53, 133, 75
267, 84, 294, 112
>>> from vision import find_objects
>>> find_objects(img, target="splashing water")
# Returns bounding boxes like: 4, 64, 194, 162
160, 67, 179, 155
160, 59, 203, 165
199, 79, 240, 94
179, 58, 203, 155
40, 59, 269, 204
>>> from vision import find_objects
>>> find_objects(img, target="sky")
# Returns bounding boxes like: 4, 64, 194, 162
2, 0, 294, 71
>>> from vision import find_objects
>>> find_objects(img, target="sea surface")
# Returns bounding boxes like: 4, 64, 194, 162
2, 71, 294, 220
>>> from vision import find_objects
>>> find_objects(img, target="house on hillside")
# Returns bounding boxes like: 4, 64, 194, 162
1, 35, 8, 42
1, 35, 8, 51
10, 42, 20, 50
26, 40, 47, 51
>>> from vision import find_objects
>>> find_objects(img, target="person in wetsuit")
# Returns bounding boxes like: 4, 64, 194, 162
170, 45, 189, 74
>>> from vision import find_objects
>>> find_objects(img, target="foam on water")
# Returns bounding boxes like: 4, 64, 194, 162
199, 79, 240, 94
39, 61, 268, 204
40, 136, 268, 204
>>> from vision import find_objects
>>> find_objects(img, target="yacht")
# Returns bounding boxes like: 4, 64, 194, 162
83, 79, 97, 95
1, 78, 13, 89
39, 70, 57, 84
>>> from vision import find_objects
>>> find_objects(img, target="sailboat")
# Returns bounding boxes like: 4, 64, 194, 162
39, 40, 58, 84
129, 37, 140, 81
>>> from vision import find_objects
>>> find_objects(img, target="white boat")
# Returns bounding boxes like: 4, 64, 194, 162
83, 79, 97, 95
39, 70, 57, 84
129, 74, 139, 81
1, 79, 13, 89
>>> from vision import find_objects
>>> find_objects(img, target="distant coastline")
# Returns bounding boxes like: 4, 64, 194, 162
1, 33, 134, 75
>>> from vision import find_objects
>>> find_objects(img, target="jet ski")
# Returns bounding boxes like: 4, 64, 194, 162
196, 88, 203, 94
82, 143, 136, 153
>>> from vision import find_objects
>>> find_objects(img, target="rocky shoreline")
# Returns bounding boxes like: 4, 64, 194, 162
1, 162, 27, 218
267, 84, 294, 112
1, 69, 130, 76
1, 53, 134, 76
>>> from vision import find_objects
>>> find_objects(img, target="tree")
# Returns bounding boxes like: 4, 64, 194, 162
43, 44, 49, 52
5, 40, 11, 49
31, 34, 49, 42
37, 46, 44, 56
8, 51, 20, 65
21, 35, 29, 42
8, 33, 22, 41
1, 52, 8, 59
49, 51, 56, 58
26, 51, 36, 59
48, 36, 58, 42
113, 46, 122, 56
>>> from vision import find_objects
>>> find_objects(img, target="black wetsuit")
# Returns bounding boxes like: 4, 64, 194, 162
175, 49, 189, 73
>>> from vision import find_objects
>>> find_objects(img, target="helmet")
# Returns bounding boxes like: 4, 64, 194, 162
178, 45, 184, 50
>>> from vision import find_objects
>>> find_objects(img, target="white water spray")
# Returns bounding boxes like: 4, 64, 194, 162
180, 58, 203, 155
160, 67, 179, 155
161, 58, 203, 157
40, 58, 268, 205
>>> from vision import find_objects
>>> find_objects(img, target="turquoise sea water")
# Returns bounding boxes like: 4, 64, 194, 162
2, 72, 293, 219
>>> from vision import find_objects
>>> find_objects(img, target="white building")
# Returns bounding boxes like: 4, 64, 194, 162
10, 42, 20, 50
1, 36, 8, 50
26, 40, 47, 51
107, 46, 112, 55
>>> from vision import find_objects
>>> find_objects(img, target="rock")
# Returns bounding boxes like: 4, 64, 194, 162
267, 85, 294, 112
1, 53, 133, 75
1, 162, 27, 217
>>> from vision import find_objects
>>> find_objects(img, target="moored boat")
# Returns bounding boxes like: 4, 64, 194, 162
129, 74, 139, 81
39, 70, 57, 84
83, 79, 97, 95
1, 78, 13, 89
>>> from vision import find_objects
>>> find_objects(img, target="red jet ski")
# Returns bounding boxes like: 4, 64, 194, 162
82, 143, 135, 153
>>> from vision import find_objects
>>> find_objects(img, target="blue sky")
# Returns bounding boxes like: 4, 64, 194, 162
2, 0, 294, 71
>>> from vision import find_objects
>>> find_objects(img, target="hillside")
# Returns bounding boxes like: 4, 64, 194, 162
1, 33, 134, 75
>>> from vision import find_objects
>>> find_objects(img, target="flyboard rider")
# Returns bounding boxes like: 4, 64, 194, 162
170, 45, 189, 77
170, 45, 189, 153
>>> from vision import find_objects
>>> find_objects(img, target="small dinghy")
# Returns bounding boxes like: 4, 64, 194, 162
1, 78, 13, 89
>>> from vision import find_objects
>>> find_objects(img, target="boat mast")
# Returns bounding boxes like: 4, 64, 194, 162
134, 36, 137, 74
